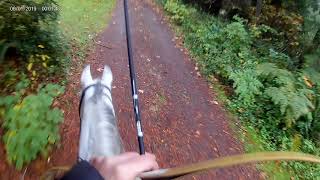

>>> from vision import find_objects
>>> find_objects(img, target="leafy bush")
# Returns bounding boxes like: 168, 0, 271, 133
249, 3, 304, 54
0, 83, 64, 169
0, 0, 69, 74
183, 0, 252, 16
164, 0, 189, 24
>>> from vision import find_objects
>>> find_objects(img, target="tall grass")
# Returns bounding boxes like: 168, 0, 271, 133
58, 0, 116, 48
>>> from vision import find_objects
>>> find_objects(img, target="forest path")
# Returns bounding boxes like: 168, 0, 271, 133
84, 0, 261, 179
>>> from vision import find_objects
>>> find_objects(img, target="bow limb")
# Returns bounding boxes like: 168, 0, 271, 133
139, 151, 320, 180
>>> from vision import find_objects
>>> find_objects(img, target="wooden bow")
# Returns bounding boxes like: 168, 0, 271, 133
139, 152, 320, 179
42, 151, 320, 180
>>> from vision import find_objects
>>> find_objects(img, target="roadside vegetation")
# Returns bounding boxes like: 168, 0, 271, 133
158, 0, 320, 179
0, 0, 115, 170
59, 0, 116, 55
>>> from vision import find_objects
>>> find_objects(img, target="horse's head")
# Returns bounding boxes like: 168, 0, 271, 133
79, 65, 124, 161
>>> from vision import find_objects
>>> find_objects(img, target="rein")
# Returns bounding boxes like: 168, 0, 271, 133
78, 84, 112, 118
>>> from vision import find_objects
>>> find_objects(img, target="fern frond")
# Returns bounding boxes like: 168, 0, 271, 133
260, 63, 315, 128
257, 63, 296, 86
265, 84, 314, 127
229, 69, 263, 106
256, 62, 278, 76
265, 87, 289, 114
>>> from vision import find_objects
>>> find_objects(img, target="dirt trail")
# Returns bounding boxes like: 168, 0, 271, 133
86, 0, 261, 179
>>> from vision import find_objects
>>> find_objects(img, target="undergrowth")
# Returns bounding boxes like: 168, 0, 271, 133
159, 0, 320, 179
0, 81, 64, 169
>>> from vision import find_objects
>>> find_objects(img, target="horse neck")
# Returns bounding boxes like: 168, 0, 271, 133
79, 84, 124, 161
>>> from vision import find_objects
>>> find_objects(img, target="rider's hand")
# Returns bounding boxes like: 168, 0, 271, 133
90, 152, 159, 180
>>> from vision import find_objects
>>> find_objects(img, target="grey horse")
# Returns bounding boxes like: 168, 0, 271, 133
79, 65, 124, 161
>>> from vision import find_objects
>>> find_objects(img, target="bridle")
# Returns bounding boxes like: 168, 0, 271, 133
78, 83, 112, 120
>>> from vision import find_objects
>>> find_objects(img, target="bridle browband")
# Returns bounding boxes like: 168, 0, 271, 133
78, 83, 112, 118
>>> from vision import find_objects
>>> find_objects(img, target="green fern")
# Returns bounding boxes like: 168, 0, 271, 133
257, 63, 315, 127
230, 68, 263, 106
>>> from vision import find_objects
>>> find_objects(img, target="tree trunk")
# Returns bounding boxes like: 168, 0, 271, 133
256, 0, 262, 17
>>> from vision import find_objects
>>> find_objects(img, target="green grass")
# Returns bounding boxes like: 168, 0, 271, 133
58, 0, 116, 48
243, 126, 292, 179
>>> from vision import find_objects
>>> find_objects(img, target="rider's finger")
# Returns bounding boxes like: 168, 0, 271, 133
110, 152, 140, 163
89, 156, 104, 165
90, 152, 139, 166
114, 157, 158, 180
126, 154, 159, 173
104, 152, 157, 168
145, 153, 157, 161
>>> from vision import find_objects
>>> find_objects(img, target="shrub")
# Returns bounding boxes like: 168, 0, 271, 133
249, 4, 304, 53
164, 0, 189, 24
0, 83, 64, 169
257, 63, 315, 129
183, 0, 252, 16
0, 0, 69, 74
230, 68, 263, 106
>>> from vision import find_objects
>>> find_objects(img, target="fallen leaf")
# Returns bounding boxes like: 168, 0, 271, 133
97, 68, 103, 72
210, 100, 219, 105
195, 130, 200, 136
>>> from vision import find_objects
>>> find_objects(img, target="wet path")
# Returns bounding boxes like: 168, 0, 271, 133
86, 0, 261, 179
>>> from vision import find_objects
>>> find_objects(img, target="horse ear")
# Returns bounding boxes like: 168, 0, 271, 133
81, 65, 94, 88
101, 65, 113, 88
